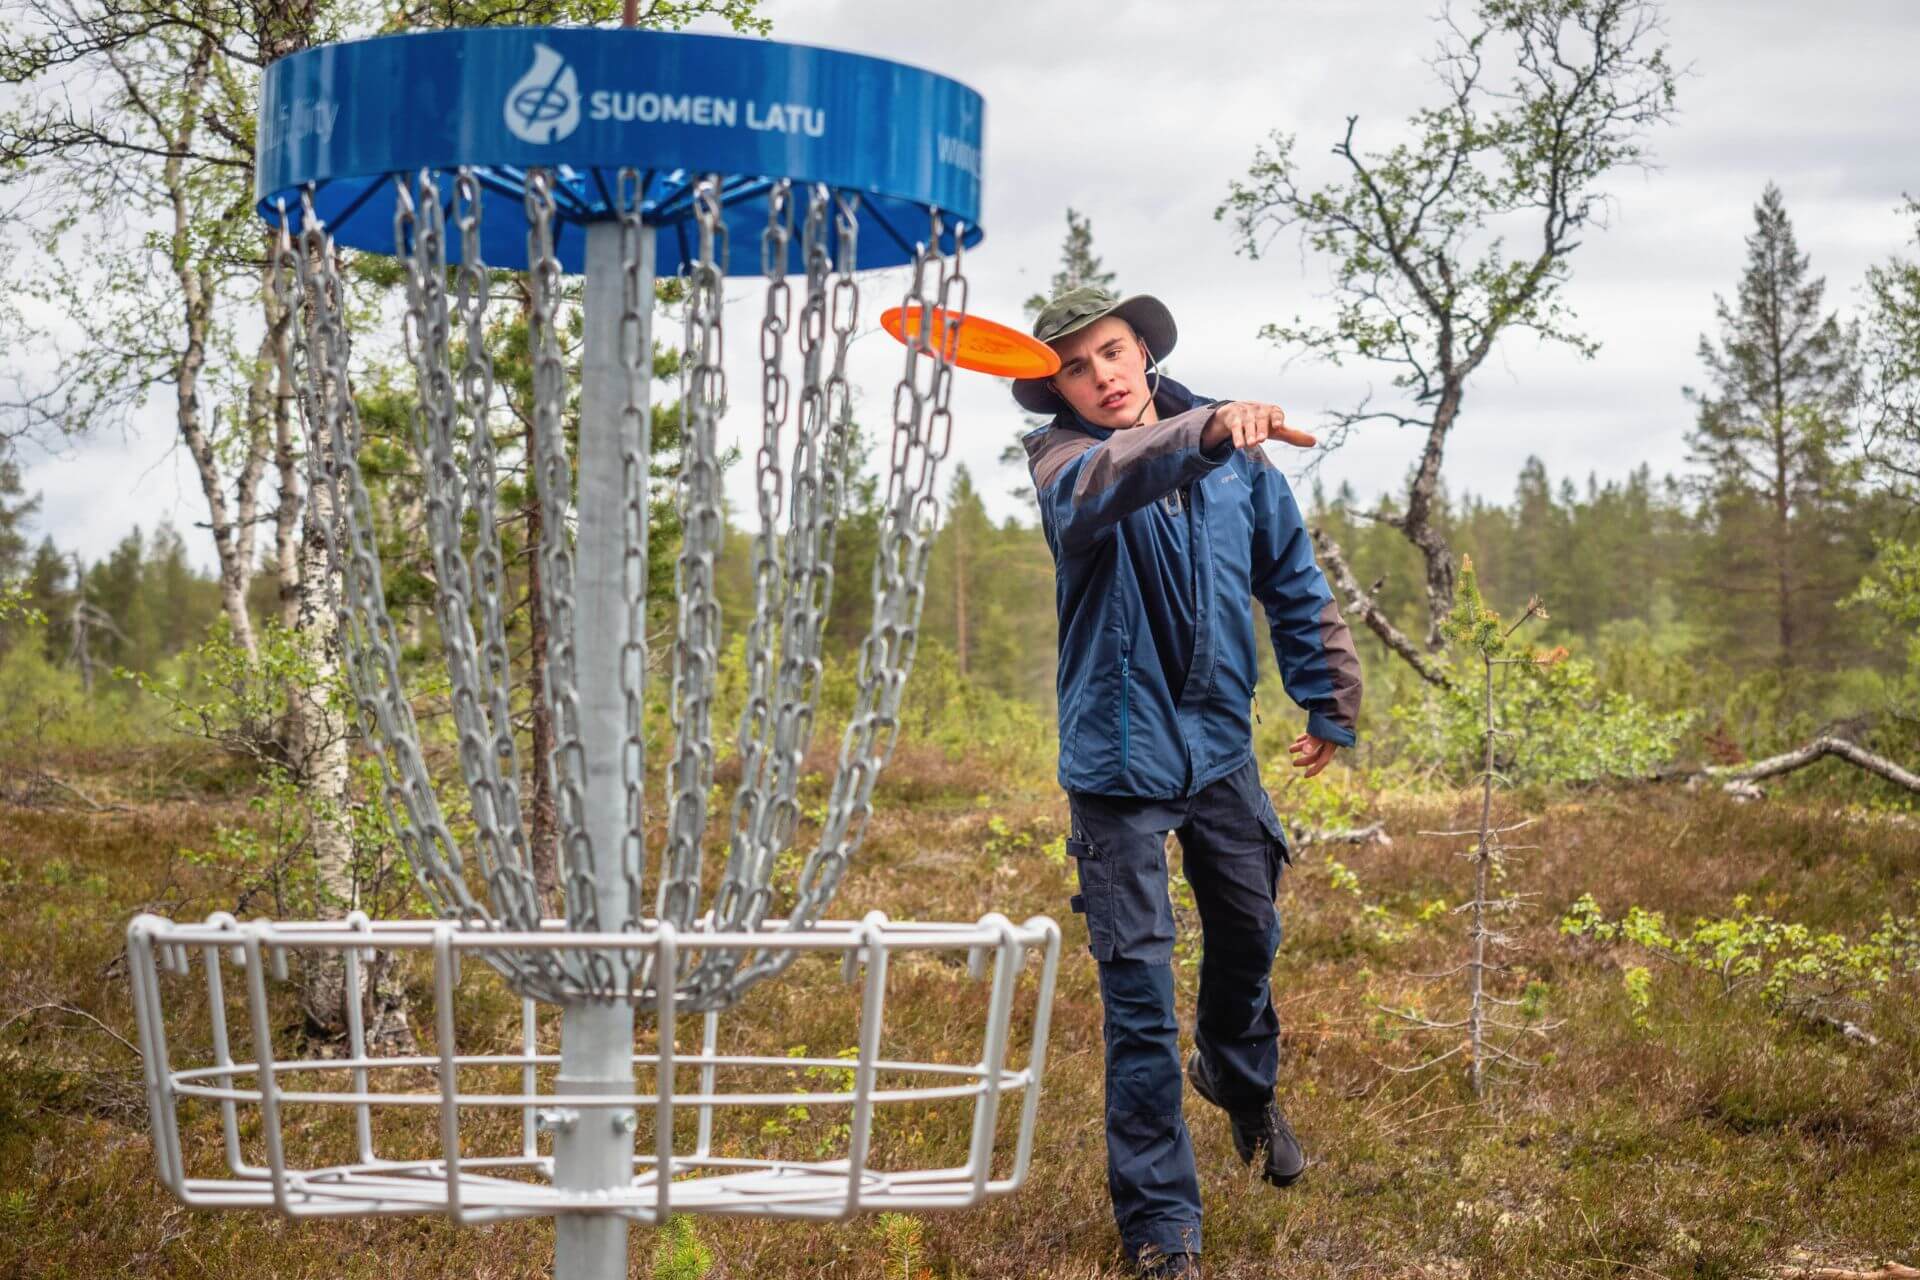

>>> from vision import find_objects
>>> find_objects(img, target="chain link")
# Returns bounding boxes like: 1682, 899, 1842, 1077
275, 192, 500, 942
395, 171, 544, 940
615, 168, 653, 987
525, 171, 615, 997
741, 190, 857, 930
710, 180, 792, 941
449, 169, 544, 934
659, 176, 728, 934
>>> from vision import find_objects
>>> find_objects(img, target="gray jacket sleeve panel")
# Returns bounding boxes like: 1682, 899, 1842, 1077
1247, 449, 1363, 746
1025, 406, 1225, 555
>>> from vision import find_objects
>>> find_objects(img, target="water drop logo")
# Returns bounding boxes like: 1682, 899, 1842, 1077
504, 44, 581, 144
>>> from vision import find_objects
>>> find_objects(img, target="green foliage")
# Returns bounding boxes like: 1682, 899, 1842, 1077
1219, 0, 1677, 384
874, 1212, 929, 1280
650, 1215, 713, 1280
0, 572, 44, 642
0, 638, 153, 755
127, 619, 340, 768
1620, 965, 1653, 1030
1390, 559, 1692, 785
886, 638, 1057, 780
1862, 198, 1920, 500
175, 755, 414, 920
1266, 765, 1369, 834
1562, 892, 1920, 1020
1846, 536, 1920, 632
1391, 655, 1694, 786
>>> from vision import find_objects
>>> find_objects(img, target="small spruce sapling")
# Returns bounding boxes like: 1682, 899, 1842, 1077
1383, 556, 1564, 1094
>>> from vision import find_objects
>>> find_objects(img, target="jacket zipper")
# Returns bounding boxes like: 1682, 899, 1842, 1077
1119, 650, 1131, 773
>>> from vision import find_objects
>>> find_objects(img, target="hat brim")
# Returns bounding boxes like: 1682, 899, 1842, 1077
1011, 294, 1177, 414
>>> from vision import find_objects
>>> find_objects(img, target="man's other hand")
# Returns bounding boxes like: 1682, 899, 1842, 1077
1288, 732, 1338, 779
1202, 402, 1317, 452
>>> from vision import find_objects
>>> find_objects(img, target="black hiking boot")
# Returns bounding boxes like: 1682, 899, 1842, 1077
1186, 1049, 1306, 1188
1132, 1247, 1202, 1278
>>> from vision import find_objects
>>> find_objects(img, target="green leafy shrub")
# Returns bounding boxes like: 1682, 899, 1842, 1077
1561, 892, 1920, 1021
1387, 644, 1694, 787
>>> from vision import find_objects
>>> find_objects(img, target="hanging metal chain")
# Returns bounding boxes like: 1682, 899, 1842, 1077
395, 170, 540, 939
275, 190, 497, 944
281, 173, 967, 1010
615, 167, 653, 965
525, 172, 606, 984
710, 180, 792, 937
449, 169, 545, 936
738, 188, 857, 932
737, 207, 964, 988
659, 175, 728, 932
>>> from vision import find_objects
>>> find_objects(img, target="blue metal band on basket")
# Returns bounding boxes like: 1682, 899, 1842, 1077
255, 27, 986, 274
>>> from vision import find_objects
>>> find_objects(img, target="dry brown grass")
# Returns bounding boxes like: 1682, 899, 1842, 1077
2, 744, 1917, 1279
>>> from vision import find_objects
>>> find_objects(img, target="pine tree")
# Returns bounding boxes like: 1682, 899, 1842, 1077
0, 458, 38, 581
24, 538, 69, 639
1863, 197, 1920, 503
1022, 208, 1116, 319
1685, 183, 1862, 668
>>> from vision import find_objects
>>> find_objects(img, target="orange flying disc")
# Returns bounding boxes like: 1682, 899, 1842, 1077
879, 307, 1061, 379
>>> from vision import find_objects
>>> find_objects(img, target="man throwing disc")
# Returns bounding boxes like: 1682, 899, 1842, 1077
1018, 287, 1362, 1278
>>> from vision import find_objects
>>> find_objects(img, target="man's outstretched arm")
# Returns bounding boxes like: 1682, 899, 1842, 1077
1028, 402, 1315, 556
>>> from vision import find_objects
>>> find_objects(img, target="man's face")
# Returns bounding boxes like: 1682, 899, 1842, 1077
1048, 315, 1156, 429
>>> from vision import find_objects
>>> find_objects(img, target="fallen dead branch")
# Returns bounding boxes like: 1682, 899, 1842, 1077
1662, 735, 1920, 798
1292, 820, 1391, 848
0, 769, 126, 812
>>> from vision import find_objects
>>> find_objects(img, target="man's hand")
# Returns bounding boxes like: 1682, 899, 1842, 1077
1288, 732, 1338, 779
1202, 401, 1317, 453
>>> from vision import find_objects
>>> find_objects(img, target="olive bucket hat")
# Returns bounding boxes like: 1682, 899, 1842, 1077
1011, 285, 1177, 413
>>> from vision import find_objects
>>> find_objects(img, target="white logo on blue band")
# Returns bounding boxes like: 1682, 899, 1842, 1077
504, 44, 581, 144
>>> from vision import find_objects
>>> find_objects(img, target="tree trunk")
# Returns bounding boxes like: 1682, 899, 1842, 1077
1403, 389, 1462, 652
1683, 734, 1920, 796
290, 448, 358, 1034
954, 513, 969, 675
1312, 527, 1455, 692
271, 240, 303, 634
284, 236, 360, 1040
161, 35, 265, 657
1468, 648, 1494, 1097
1774, 412, 1794, 668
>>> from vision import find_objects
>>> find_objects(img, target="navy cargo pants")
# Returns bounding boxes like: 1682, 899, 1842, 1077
1067, 757, 1291, 1263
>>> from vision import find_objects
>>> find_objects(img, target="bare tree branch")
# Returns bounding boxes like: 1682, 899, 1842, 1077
1313, 525, 1454, 691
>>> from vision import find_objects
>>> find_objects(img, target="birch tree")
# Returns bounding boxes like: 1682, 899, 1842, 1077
1219, 0, 1680, 671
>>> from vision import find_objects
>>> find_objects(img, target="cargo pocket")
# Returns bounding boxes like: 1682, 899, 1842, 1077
1253, 788, 1292, 899
1067, 836, 1116, 961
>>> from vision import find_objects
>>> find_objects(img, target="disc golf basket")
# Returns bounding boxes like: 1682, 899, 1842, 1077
124, 26, 1060, 1280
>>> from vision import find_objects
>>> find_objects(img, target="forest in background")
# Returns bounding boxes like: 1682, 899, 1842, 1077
8, 173, 1919, 805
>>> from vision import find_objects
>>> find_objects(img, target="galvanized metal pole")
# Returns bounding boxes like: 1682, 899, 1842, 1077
552, 218, 653, 1280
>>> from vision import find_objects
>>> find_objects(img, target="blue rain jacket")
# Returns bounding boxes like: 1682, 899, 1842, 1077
1024, 377, 1362, 799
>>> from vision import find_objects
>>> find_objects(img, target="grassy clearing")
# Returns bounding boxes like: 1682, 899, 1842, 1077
2, 744, 1917, 1279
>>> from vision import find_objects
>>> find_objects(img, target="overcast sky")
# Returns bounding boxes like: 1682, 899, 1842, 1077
10, 0, 1920, 570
